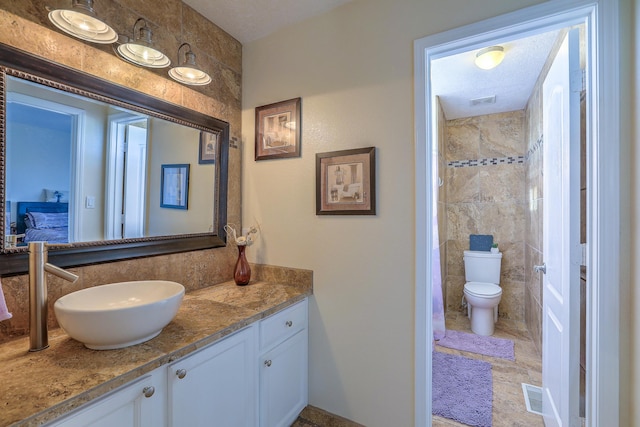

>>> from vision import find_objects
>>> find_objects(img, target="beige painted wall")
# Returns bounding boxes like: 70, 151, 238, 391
241, 0, 547, 424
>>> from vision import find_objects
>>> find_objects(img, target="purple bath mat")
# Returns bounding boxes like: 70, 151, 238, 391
436, 330, 515, 361
432, 351, 493, 427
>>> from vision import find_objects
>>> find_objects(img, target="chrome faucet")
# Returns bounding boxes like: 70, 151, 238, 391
28, 242, 79, 352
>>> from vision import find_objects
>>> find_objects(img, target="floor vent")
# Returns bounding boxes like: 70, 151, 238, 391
521, 383, 543, 416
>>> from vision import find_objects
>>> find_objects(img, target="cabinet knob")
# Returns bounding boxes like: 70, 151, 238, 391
176, 368, 187, 379
264, 359, 272, 367
285, 320, 293, 327
142, 386, 155, 398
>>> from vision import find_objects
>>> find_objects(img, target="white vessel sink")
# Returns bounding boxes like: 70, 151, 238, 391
54, 280, 185, 350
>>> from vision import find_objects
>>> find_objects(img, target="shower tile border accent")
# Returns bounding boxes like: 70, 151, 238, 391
448, 156, 525, 168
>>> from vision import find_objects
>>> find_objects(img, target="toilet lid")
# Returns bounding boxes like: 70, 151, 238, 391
464, 281, 502, 297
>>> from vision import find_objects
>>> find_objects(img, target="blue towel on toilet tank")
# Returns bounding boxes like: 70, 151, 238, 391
470, 234, 493, 251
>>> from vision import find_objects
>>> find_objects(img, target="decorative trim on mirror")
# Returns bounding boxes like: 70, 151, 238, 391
0, 43, 229, 275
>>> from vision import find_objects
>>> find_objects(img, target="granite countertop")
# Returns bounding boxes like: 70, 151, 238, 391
0, 280, 312, 427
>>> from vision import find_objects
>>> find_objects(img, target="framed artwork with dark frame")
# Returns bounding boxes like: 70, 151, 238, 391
160, 164, 190, 210
199, 131, 218, 164
316, 147, 376, 215
255, 97, 301, 160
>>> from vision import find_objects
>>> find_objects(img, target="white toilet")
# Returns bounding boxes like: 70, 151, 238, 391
463, 250, 503, 336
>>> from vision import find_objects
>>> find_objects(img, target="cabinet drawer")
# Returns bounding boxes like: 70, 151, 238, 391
260, 299, 307, 351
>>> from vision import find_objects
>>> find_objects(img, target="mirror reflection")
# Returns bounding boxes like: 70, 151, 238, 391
5, 75, 218, 247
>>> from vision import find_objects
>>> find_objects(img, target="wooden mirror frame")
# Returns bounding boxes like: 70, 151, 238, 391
0, 44, 229, 275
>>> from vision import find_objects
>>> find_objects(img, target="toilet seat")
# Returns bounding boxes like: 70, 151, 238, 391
464, 281, 502, 298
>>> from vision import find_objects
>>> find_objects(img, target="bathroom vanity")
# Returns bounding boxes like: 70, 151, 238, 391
0, 280, 310, 427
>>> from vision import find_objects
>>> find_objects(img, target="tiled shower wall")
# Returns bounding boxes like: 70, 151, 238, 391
443, 110, 526, 323
524, 67, 545, 354
436, 98, 447, 310
0, 1, 242, 343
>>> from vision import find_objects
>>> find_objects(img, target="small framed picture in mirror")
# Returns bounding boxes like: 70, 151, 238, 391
199, 131, 218, 164
161, 164, 190, 210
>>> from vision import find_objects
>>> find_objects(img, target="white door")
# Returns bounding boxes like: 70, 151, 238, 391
542, 29, 581, 427
105, 115, 148, 240
122, 124, 148, 238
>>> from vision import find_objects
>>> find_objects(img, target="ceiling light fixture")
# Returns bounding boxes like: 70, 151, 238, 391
47, 0, 117, 44
168, 43, 212, 86
474, 46, 505, 70
116, 18, 170, 68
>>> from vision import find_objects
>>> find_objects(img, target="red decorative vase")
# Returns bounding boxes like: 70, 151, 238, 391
234, 245, 251, 286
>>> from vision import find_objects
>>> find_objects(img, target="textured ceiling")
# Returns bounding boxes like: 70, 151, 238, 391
183, 2, 560, 120
432, 30, 561, 120
183, 0, 353, 44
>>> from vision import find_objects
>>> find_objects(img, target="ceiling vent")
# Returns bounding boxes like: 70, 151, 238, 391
470, 95, 496, 106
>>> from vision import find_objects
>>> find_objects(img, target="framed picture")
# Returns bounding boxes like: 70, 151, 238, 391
199, 131, 218, 164
160, 164, 190, 210
316, 147, 376, 215
255, 97, 301, 160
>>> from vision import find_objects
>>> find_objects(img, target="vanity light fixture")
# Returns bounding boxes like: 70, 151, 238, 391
474, 46, 505, 70
116, 18, 171, 68
47, 0, 117, 44
168, 43, 212, 86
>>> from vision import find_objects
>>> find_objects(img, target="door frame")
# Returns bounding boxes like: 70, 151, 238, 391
7, 91, 85, 242
105, 113, 147, 240
413, 1, 624, 426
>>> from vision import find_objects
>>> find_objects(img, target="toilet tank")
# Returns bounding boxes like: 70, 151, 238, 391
463, 250, 502, 284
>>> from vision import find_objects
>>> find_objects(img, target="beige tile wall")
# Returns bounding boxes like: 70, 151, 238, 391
523, 30, 570, 353
524, 79, 544, 351
436, 97, 447, 309
443, 111, 526, 323
0, 0, 242, 343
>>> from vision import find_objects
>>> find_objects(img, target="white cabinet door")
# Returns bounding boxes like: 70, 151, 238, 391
168, 326, 258, 427
47, 370, 166, 427
259, 328, 308, 427
259, 299, 309, 427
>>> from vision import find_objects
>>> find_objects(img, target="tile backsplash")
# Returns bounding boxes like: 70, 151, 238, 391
0, 1, 243, 343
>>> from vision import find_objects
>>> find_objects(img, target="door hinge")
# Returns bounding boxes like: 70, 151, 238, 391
571, 68, 584, 93
581, 243, 587, 267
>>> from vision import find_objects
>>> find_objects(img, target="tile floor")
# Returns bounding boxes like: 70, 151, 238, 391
291, 312, 543, 427
292, 405, 364, 427
433, 312, 544, 427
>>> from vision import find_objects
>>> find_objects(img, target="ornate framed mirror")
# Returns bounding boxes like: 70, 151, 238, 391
0, 44, 229, 275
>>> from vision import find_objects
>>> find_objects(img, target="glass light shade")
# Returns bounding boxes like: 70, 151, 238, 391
116, 21, 170, 68
474, 46, 505, 70
168, 45, 211, 85
117, 42, 171, 68
48, 1, 117, 44
168, 66, 212, 85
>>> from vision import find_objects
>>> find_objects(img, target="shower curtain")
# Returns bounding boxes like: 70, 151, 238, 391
432, 165, 446, 340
